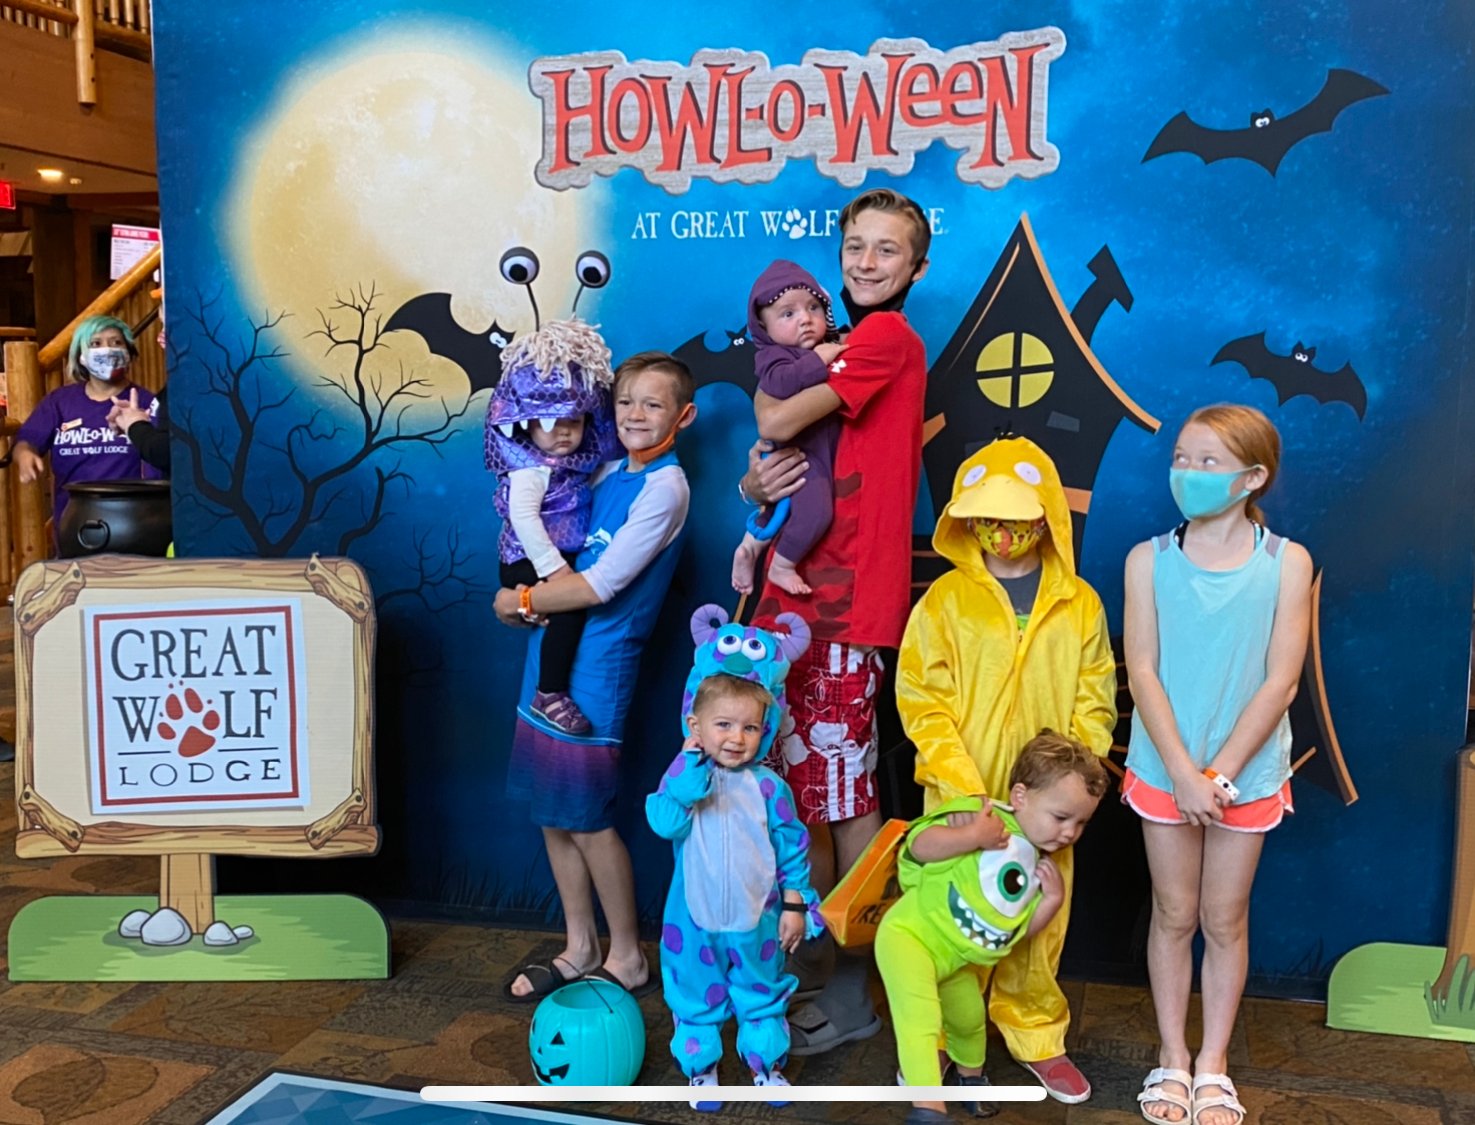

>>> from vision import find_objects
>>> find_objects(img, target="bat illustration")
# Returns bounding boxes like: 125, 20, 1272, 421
671, 327, 758, 398
1143, 68, 1388, 175
383, 292, 514, 394
1212, 333, 1367, 419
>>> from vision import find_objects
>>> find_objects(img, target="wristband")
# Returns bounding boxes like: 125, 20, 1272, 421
1203, 768, 1240, 803
518, 586, 535, 621
738, 479, 758, 506
780, 901, 807, 913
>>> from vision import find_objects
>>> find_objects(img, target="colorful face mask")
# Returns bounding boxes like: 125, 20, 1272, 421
82, 347, 130, 379
1169, 467, 1257, 520
971, 516, 1046, 560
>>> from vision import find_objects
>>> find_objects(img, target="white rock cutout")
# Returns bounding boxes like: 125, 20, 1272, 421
202, 921, 239, 947
232, 925, 255, 940
118, 910, 150, 939
139, 907, 192, 946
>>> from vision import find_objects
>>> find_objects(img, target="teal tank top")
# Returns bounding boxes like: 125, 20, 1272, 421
1125, 525, 1292, 804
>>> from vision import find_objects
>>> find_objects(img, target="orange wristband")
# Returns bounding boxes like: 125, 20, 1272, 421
518, 586, 535, 619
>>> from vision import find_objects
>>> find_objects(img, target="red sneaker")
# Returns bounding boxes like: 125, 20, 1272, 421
1019, 1055, 1091, 1104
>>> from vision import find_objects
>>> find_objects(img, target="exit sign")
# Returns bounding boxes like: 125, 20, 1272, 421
0, 181, 14, 210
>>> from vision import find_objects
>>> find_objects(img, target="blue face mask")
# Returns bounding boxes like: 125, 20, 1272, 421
1169, 467, 1258, 520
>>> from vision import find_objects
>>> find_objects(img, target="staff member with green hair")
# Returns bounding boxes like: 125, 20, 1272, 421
12, 314, 160, 538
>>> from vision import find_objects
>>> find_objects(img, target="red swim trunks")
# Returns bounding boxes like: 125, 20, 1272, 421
775, 641, 882, 825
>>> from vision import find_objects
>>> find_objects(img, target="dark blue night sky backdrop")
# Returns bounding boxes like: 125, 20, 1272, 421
153, 0, 1475, 989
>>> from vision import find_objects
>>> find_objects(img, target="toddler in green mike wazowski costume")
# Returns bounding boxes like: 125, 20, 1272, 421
878, 732, 1108, 1123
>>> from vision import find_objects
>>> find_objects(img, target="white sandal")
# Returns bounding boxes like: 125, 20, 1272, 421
1190, 1073, 1245, 1125
1137, 1066, 1192, 1123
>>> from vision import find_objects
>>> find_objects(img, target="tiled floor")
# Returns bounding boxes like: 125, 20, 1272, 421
0, 764, 1468, 1124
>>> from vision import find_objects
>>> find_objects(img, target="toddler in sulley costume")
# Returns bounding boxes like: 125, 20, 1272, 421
647, 606, 825, 1107
879, 733, 1108, 1123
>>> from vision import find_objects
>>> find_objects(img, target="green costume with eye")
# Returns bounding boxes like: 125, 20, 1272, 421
875, 796, 1043, 1087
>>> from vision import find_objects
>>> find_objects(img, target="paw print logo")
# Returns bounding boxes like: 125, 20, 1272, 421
157, 686, 221, 758
780, 209, 808, 240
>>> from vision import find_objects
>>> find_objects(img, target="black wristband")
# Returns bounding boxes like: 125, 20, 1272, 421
781, 901, 806, 913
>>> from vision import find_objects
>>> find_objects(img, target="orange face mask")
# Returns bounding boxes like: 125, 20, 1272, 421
628, 402, 695, 465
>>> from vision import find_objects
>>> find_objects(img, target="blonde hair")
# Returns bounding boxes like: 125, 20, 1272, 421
1183, 403, 1282, 523
692, 674, 773, 718
613, 350, 695, 409
1009, 729, 1109, 799
498, 318, 612, 389
839, 188, 931, 265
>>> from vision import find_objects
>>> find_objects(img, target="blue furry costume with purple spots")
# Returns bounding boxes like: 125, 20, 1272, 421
645, 606, 825, 1077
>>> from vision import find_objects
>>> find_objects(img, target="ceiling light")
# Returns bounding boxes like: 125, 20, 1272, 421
68, 177, 82, 186
37, 168, 64, 183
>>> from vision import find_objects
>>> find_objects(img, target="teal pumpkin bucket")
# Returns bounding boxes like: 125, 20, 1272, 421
529, 977, 646, 1086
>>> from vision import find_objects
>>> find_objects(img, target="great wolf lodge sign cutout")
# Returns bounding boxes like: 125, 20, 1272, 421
83, 601, 310, 815
531, 30, 1065, 192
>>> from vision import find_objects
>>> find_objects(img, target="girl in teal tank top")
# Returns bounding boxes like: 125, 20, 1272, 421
1123, 405, 1313, 1125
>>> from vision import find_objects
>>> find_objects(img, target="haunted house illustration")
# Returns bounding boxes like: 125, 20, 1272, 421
921, 213, 1155, 553
911, 214, 1356, 805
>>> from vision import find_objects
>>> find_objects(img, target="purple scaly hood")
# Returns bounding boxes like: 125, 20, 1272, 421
484, 317, 620, 476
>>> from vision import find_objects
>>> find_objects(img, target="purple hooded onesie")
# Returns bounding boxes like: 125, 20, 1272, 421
747, 260, 840, 565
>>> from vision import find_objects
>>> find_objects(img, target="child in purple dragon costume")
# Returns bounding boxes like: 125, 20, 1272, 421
485, 319, 618, 734
731, 260, 847, 597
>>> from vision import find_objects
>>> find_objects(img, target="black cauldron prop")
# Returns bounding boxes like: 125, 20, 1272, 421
57, 480, 172, 559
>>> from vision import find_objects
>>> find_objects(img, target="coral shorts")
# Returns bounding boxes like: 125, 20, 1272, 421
1122, 768, 1293, 834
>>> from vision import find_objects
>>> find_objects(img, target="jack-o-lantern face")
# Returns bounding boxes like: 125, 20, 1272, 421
530, 1022, 572, 1084
528, 978, 645, 1086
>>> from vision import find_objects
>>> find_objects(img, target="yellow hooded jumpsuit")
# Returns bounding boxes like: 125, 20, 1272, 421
897, 436, 1117, 1063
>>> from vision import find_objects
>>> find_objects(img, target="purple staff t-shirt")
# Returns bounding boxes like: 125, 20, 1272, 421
16, 382, 160, 528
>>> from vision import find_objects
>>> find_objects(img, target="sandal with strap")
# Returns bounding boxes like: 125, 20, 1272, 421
1190, 1073, 1245, 1125
532, 690, 592, 735
1137, 1067, 1192, 1124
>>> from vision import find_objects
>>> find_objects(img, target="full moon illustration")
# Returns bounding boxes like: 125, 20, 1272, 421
227, 29, 605, 391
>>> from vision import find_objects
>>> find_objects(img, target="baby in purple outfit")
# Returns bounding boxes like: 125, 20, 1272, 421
731, 261, 847, 597
485, 319, 617, 735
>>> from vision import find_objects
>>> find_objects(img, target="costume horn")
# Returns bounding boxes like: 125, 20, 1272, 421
773, 612, 811, 663
689, 603, 730, 647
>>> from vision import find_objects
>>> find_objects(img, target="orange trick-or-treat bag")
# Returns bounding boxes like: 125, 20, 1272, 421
818, 817, 909, 946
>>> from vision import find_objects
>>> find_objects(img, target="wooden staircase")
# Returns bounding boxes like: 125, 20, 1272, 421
0, 243, 162, 600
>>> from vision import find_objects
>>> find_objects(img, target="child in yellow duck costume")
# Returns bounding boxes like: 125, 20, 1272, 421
897, 435, 1116, 1103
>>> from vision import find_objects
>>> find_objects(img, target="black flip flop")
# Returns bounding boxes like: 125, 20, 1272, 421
579, 964, 661, 999
502, 956, 579, 1004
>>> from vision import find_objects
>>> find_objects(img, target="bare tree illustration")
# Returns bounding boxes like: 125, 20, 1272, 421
172, 283, 475, 560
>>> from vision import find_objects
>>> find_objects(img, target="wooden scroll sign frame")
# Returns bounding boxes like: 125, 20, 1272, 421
12, 554, 379, 940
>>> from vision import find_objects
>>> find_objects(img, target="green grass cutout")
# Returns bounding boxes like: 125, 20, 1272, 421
8, 894, 389, 982
1327, 942, 1475, 1043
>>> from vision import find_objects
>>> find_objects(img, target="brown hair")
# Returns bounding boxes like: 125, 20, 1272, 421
839, 188, 931, 265
1009, 729, 1109, 799
614, 350, 695, 409
1182, 403, 1282, 523
692, 674, 773, 718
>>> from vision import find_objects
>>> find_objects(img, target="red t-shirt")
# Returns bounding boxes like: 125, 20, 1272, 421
754, 310, 925, 647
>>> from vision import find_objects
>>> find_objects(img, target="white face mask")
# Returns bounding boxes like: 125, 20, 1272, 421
82, 347, 130, 379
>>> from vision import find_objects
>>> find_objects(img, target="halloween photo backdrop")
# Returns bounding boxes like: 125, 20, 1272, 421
151, 0, 1475, 997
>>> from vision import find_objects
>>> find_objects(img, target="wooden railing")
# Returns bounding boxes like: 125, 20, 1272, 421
0, 0, 151, 104
0, 243, 162, 595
